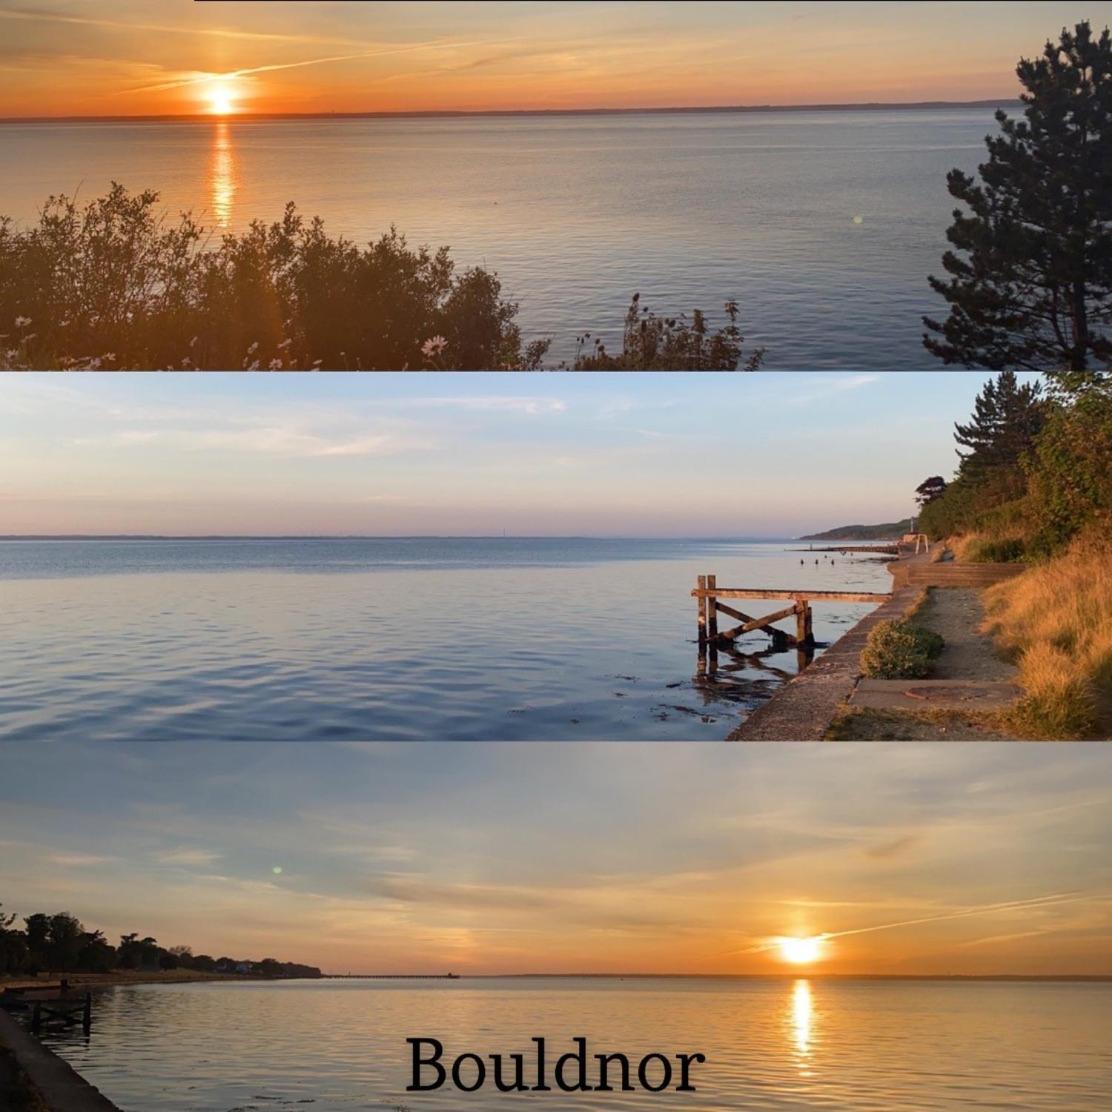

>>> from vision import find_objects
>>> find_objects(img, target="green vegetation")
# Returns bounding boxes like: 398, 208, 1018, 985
573, 295, 763, 370
918, 372, 1111, 561
859, 619, 944, 679
799, 520, 912, 541
924, 21, 1112, 371
0, 904, 320, 979
0, 186, 761, 371
916, 372, 1111, 738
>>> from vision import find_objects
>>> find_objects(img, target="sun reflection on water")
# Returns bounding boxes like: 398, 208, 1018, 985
789, 979, 815, 1075
210, 120, 237, 228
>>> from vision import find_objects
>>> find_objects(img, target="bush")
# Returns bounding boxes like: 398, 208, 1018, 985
0, 186, 764, 372
0, 185, 550, 370
962, 536, 1027, 563
571, 294, 764, 370
860, 620, 944, 679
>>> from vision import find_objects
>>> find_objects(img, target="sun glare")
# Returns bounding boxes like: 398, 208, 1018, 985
204, 81, 237, 116
777, 936, 823, 965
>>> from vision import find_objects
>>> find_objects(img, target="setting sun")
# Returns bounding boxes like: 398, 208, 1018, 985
204, 80, 237, 116
778, 936, 824, 965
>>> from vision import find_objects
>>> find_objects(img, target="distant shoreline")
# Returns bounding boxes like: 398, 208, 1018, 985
0, 99, 1019, 125
319, 972, 1112, 982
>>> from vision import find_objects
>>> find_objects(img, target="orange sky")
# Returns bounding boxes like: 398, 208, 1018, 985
3, 1, 1107, 118
2, 743, 1110, 976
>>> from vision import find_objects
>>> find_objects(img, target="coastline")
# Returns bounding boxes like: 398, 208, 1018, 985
729, 545, 930, 741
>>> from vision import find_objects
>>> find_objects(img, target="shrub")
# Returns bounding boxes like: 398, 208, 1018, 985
962, 536, 1027, 563
860, 620, 944, 679
571, 294, 764, 370
0, 186, 764, 372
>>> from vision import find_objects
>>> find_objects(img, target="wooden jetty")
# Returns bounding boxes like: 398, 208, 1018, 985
692, 575, 892, 653
1, 984, 92, 1035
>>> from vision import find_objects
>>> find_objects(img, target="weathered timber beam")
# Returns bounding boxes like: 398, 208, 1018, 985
715, 602, 801, 643
691, 588, 890, 603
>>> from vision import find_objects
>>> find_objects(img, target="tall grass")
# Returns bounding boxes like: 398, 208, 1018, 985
982, 519, 1112, 738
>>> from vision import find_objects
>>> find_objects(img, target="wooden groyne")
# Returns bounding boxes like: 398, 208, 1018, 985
691, 575, 891, 683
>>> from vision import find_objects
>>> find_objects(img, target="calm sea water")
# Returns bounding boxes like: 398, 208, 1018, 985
0, 109, 1001, 367
0, 538, 890, 741
36, 977, 1112, 1111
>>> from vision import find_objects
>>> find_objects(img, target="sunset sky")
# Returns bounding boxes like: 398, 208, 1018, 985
2, 741, 1110, 975
0, 372, 1039, 536
1, 1, 1109, 118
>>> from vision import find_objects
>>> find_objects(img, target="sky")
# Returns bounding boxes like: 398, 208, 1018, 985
0, 371, 1037, 537
1, 1, 1109, 118
1, 741, 1110, 975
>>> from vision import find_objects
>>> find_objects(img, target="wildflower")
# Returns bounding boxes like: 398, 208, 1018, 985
14, 316, 31, 328
189, 336, 199, 348
246, 359, 260, 371
311, 358, 323, 368
268, 358, 283, 370
247, 341, 259, 355
278, 338, 292, 350
421, 335, 448, 359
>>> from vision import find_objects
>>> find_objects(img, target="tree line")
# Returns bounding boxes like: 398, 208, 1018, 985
913, 371, 1110, 561
0, 904, 321, 979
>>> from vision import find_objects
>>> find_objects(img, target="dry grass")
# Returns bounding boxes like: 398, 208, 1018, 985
981, 520, 1112, 738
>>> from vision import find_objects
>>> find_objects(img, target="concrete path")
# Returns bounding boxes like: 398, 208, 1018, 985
849, 588, 1020, 713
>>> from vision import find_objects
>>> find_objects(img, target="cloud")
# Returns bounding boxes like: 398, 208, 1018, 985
45, 852, 114, 867
155, 848, 223, 868
403, 396, 567, 416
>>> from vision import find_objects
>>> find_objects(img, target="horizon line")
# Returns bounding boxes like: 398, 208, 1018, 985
317, 972, 1112, 981
0, 97, 1020, 125
0, 533, 802, 541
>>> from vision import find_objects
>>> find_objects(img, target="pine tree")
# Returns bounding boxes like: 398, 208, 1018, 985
915, 476, 947, 506
924, 22, 1112, 371
953, 371, 1046, 479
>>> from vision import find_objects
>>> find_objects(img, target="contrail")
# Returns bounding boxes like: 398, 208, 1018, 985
124, 39, 517, 96
0, 6, 390, 48
726, 891, 1095, 955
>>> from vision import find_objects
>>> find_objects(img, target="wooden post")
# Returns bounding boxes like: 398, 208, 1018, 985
696, 575, 707, 644
706, 574, 718, 642
803, 601, 813, 645
795, 601, 807, 647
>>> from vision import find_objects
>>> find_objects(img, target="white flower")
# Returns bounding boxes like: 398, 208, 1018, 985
421, 335, 448, 359
268, 358, 283, 370
247, 341, 259, 355
14, 316, 31, 328
277, 338, 292, 350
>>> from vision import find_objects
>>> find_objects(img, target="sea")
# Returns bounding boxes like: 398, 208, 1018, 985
0, 537, 891, 741
0, 107, 1004, 368
32, 976, 1112, 1111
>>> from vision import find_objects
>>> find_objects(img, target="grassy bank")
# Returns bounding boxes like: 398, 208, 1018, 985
980, 521, 1112, 738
